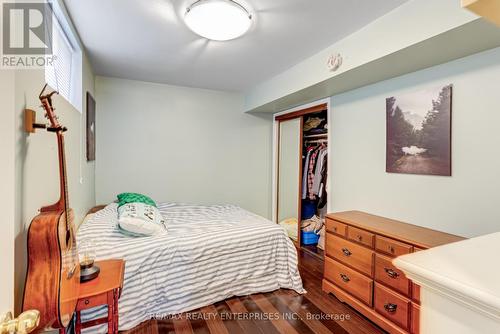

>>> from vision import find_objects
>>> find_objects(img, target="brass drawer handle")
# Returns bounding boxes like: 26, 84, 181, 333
333, 226, 337, 232
388, 245, 395, 253
384, 268, 400, 279
341, 248, 352, 256
384, 303, 397, 313
85, 299, 90, 305
357, 235, 363, 241
340, 274, 350, 283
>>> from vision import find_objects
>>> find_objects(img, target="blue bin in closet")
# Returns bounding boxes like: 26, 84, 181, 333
301, 231, 320, 245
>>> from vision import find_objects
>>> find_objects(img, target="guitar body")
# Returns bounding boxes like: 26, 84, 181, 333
23, 209, 79, 331
22, 85, 80, 332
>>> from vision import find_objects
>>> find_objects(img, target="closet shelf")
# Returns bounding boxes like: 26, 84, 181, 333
304, 133, 328, 139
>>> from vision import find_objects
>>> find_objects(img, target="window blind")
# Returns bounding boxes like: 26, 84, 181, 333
45, 17, 74, 104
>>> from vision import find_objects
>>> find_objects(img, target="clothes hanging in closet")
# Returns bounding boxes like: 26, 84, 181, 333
302, 144, 328, 207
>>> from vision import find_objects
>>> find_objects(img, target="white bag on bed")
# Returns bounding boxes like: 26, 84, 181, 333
118, 202, 167, 236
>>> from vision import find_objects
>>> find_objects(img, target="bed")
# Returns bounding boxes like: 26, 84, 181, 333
77, 202, 305, 332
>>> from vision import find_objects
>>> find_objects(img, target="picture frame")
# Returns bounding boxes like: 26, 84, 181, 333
386, 85, 452, 176
86, 92, 96, 162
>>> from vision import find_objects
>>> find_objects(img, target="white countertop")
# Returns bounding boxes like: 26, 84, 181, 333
394, 232, 500, 320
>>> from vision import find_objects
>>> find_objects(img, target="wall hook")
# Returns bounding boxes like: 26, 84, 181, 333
24, 109, 47, 133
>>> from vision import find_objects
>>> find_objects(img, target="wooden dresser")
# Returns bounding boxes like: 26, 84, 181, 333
322, 211, 464, 334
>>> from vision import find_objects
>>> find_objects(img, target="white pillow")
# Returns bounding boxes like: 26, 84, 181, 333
118, 202, 167, 236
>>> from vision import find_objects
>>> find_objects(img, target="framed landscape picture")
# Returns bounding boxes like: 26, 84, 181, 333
86, 92, 96, 161
386, 85, 452, 176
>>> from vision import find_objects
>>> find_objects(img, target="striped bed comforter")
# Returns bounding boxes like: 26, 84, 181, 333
77, 203, 305, 332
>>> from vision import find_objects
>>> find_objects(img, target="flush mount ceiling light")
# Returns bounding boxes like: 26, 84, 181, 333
185, 0, 252, 41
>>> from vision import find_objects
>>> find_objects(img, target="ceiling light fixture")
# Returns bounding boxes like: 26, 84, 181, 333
185, 0, 252, 41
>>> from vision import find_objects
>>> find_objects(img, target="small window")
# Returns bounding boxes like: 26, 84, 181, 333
45, 0, 82, 112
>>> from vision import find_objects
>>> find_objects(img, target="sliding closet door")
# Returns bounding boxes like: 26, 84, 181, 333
277, 118, 301, 240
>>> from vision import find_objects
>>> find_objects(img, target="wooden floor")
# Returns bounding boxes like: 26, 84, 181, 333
121, 249, 385, 334
301, 244, 325, 259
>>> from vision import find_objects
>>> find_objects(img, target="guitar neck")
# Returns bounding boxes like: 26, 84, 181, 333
39, 94, 70, 222
40, 132, 69, 216
58, 133, 70, 214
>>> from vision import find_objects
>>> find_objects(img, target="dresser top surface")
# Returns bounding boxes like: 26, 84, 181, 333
327, 210, 464, 249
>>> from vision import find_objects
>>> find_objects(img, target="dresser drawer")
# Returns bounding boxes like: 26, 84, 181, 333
375, 254, 410, 296
374, 283, 410, 330
375, 235, 413, 257
411, 303, 420, 334
325, 218, 347, 237
325, 257, 373, 306
326, 234, 374, 277
347, 226, 374, 248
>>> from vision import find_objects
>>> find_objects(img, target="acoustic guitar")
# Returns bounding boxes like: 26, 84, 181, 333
22, 85, 80, 332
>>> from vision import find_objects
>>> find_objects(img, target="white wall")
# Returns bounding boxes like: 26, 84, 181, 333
330, 47, 500, 238
95, 77, 273, 218
13, 54, 96, 313
245, 0, 478, 111
0, 70, 15, 315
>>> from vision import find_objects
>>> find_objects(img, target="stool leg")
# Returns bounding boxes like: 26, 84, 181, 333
75, 311, 82, 334
107, 291, 114, 334
113, 289, 119, 333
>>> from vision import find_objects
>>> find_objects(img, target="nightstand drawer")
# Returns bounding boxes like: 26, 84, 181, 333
347, 226, 374, 248
76, 293, 107, 311
374, 283, 410, 330
375, 254, 410, 296
326, 234, 374, 277
325, 257, 373, 306
375, 235, 413, 257
326, 218, 347, 237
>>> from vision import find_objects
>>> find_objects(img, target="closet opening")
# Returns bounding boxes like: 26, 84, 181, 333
275, 103, 329, 259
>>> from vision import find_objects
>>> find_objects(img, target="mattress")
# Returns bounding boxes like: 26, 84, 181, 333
77, 203, 305, 332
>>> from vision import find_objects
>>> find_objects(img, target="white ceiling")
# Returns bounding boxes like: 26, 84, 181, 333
65, 0, 408, 92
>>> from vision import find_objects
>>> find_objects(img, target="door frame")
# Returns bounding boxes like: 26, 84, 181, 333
272, 98, 331, 247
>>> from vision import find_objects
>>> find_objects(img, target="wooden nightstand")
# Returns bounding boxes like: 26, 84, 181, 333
75, 259, 125, 334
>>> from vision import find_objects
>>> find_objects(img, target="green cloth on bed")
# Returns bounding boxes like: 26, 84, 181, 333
117, 192, 157, 208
